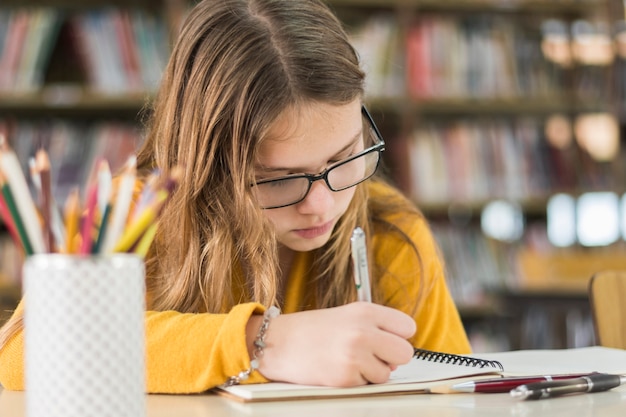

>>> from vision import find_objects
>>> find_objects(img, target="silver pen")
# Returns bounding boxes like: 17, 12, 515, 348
351, 227, 372, 302
510, 373, 626, 400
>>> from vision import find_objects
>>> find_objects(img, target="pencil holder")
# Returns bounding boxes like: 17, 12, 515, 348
23, 254, 146, 417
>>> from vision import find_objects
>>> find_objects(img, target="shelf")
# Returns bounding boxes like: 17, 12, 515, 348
2, 0, 164, 9
330, 0, 606, 14
0, 89, 154, 119
416, 188, 626, 218
368, 96, 610, 117
416, 196, 548, 218
3, 93, 605, 120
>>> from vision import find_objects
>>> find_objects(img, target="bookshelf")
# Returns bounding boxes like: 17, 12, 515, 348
0, 0, 191, 190
329, 0, 624, 350
331, 1, 617, 202
0, 0, 187, 325
0, 0, 624, 351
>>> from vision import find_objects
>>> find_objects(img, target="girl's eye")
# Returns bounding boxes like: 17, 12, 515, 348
268, 179, 292, 188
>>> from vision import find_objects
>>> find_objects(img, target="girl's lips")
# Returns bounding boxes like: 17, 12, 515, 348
293, 220, 334, 239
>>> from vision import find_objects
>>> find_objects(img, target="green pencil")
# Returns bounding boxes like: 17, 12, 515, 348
0, 174, 34, 256
92, 203, 112, 254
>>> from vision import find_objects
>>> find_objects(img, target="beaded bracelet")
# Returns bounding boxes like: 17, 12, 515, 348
221, 305, 281, 387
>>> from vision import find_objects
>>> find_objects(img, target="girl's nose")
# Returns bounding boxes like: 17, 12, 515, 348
296, 179, 334, 214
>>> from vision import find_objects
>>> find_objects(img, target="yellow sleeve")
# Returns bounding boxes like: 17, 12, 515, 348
0, 301, 269, 393
145, 302, 269, 393
373, 215, 472, 355
0, 302, 25, 390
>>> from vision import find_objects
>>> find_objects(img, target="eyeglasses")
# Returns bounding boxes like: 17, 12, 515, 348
252, 106, 385, 209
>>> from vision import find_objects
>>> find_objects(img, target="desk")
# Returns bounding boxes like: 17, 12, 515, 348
2, 385, 625, 417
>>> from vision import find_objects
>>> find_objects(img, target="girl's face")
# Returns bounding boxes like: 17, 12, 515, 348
255, 99, 364, 252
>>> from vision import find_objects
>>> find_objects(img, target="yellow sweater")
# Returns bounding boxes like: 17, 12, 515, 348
0, 182, 470, 393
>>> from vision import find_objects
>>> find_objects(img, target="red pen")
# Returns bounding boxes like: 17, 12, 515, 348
451, 373, 596, 393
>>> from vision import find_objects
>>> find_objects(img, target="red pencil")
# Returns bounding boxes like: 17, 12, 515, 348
0, 171, 23, 249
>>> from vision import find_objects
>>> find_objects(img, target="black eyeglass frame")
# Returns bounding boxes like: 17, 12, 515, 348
253, 106, 386, 210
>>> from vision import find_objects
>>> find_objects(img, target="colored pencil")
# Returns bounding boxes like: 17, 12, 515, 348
113, 166, 181, 253
35, 149, 55, 252
0, 184, 22, 249
0, 142, 178, 258
130, 169, 160, 222
63, 188, 80, 254
101, 156, 136, 253
92, 202, 112, 254
78, 178, 99, 255
0, 170, 34, 255
91, 161, 112, 254
30, 153, 65, 251
112, 189, 167, 253
0, 139, 45, 253
96, 160, 112, 217
133, 223, 157, 257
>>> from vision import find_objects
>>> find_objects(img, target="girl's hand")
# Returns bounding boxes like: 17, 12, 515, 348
246, 302, 416, 387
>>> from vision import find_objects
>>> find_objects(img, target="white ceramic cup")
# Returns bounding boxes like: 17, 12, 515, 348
24, 254, 146, 417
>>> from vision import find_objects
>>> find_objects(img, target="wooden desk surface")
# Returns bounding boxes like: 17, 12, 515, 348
2, 385, 626, 417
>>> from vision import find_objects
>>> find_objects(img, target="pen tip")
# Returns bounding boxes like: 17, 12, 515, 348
449, 382, 474, 393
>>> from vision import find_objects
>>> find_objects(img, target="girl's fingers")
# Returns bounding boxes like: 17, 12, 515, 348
354, 301, 417, 339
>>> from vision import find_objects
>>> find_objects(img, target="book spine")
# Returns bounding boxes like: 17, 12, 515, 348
0, 10, 30, 92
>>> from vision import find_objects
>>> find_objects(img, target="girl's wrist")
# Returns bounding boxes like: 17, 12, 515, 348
222, 306, 280, 387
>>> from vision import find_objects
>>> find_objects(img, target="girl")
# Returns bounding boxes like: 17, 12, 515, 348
0, 0, 470, 393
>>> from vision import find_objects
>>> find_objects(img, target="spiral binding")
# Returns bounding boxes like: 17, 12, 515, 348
413, 348, 504, 371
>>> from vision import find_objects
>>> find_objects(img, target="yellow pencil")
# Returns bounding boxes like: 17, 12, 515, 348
133, 223, 157, 257
117, 166, 182, 254
112, 190, 167, 253
63, 188, 81, 254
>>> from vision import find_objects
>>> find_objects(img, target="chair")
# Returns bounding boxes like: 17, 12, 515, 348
588, 271, 626, 349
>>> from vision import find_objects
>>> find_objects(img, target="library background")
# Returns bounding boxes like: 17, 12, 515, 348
1, 0, 625, 353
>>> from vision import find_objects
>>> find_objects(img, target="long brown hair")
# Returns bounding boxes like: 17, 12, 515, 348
135, 0, 369, 313
0, 0, 428, 350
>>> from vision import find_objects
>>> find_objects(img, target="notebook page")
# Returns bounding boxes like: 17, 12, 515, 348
473, 346, 626, 376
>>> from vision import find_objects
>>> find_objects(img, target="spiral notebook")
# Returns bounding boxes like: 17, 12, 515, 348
215, 348, 504, 402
